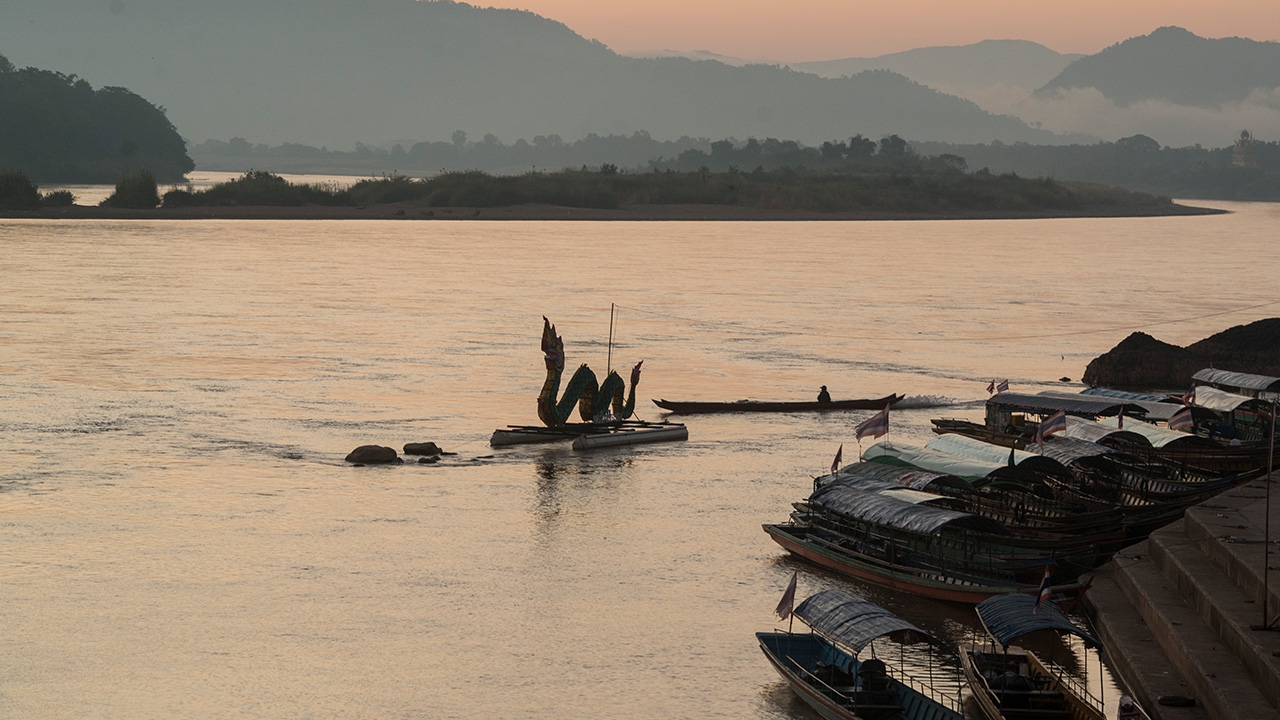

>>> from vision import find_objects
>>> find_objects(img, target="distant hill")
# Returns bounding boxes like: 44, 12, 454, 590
0, 0, 1057, 148
1038, 26, 1280, 106
791, 40, 1082, 97
0, 53, 192, 182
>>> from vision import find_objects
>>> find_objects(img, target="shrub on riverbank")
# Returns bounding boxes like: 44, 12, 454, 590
101, 170, 160, 209
0, 169, 41, 210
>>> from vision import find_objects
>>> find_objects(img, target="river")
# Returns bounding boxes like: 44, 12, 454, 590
2, 201, 1278, 718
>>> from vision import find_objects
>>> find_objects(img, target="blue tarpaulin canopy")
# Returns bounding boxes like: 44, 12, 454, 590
796, 589, 944, 654
975, 593, 1099, 649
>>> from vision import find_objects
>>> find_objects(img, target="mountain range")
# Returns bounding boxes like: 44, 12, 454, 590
0, 0, 1053, 147
0, 1, 1276, 151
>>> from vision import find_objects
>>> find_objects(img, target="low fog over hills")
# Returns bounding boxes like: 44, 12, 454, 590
0, 0, 1053, 147
788, 40, 1083, 115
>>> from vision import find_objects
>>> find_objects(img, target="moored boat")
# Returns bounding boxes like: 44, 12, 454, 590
490, 420, 687, 448
758, 587, 965, 720
652, 394, 903, 414
962, 593, 1118, 720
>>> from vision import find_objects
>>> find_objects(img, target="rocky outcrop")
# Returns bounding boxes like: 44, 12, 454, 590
403, 442, 442, 456
345, 445, 402, 465
1083, 318, 1280, 390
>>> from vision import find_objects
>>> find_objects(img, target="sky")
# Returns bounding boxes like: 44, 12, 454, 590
470, 0, 1280, 61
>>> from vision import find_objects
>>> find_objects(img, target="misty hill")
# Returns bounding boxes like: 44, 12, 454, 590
792, 40, 1082, 96
0, 53, 192, 182
1038, 26, 1280, 106
0, 0, 1056, 148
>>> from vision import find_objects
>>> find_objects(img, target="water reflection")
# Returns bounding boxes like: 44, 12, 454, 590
533, 449, 635, 532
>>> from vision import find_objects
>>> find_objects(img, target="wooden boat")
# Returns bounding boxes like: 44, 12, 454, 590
762, 522, 1089, 607
489, 420, 687, 448
758, 588, 965, 720
962, 593, 1113, 720
652, 393, 903, 414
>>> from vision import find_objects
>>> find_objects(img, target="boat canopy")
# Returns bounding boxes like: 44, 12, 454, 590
796, 589, 947, 654
1033, 435, 1118, 465
925, 434, 1071, 478
988, 392, 1146, 419
1080, 387, 1176, 404
1193, 369, 1280, 396
840, 461, 972, 493
810, 480, 1009, 535
822, 474, 949, 506
864, 440, 1005, 481
975, 593, 1100, 650
1097, 415, 1197, 448
1190, 385, 1270, 413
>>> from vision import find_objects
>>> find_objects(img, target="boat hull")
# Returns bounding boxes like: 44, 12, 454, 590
490, 421, 687, 449
757, 632, 963, 720
961, 647, 1105, 720
763, 523, 1087, 607
652, 394, 903, 414
571, 424, 688, 450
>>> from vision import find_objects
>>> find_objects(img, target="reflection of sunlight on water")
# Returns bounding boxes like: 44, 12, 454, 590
3, 207, 1278, 717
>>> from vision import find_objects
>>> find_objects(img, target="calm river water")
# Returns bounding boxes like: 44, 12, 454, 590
3, 202, 1278, 719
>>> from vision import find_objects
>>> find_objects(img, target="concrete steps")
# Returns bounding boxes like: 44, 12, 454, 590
1085, 477, 1280, 720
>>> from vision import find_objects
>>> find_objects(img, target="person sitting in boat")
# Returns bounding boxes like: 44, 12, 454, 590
817, 386, 831, 403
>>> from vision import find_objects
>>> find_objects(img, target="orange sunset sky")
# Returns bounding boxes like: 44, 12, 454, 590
469, 0, 1280, 61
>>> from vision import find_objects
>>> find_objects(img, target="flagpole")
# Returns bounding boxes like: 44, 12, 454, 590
1264, 400, 1276, 629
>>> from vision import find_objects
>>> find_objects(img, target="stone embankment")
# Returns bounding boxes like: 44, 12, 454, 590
1085, 474, 1280, 719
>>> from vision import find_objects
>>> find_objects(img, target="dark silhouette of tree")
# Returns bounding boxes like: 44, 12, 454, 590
0, 53, 192, 182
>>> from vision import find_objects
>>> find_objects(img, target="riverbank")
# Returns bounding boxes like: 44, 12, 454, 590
1, 200, 1226, 221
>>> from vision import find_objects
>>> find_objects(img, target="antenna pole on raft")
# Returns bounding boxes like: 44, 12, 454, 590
607, 303, 616, 374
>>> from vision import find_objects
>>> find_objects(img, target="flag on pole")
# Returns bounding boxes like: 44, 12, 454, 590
855, 404, 890, 441
1033, 565, 1052, 614
775, 571, 798, 620
986, 379, 995, 394
831, 444, 843, 476
996, 379, 1009, 393
1035, 409, 1067, 451
1169, 406, 1194, 431
1181, 386, 1196, 406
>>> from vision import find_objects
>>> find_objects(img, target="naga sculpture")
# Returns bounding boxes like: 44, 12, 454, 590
537, 316, 642, 427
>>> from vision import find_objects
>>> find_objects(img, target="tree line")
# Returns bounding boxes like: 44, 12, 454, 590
0, 53, 193, 183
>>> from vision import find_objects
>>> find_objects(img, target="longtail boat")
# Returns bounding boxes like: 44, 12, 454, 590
758, 588, 965, 720
652, 393, 903, 414
963, 593, 1130, 720
763, 477, 1094, 606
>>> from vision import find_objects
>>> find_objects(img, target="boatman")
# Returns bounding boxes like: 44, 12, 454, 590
817, 386, 831, 403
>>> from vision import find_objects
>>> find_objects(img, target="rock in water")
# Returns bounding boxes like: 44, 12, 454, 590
345, 445, 402, 464
403, 442, 442, 456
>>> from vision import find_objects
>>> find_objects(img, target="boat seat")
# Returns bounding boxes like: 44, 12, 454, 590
858, 658, 892, 693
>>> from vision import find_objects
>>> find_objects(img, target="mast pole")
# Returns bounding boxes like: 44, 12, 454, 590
607, 303, 616, 375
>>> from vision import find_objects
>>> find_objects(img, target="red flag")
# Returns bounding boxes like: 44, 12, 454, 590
1034, 565, 1052, 614
775, 570, 798, 620
1169, 407, 1194, 431
830, 444, 843, 475
986, 379, 995, 394
855, 404, 890, 441
1036, 409, 1067, 451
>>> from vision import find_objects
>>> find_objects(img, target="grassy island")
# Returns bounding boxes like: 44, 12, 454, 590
6, 167, 1220, 221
